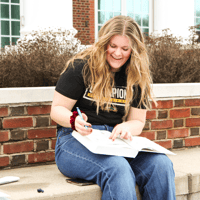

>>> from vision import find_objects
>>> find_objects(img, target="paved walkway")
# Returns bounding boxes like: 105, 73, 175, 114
0, 147, 200, 200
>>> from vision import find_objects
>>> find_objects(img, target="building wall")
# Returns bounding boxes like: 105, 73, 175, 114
72, 0, 195, 45
73, 0, 95, 45
0, 97, 200, 169
0, 102, 56, 168
19, 0, 196, 45
20, 0, 73, 37
153, 0, 194, 39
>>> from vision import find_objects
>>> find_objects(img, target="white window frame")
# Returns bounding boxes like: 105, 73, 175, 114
0, 0, 21, 48
94, 0, 153, 41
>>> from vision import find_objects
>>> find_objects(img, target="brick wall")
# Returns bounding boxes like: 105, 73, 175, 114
0, 103, 57, 169
143, 99, 200, 149
73, 0, 95, 45
0, 97, 200, 169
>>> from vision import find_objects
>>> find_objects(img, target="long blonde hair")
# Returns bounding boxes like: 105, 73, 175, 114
63, 15, 155, 118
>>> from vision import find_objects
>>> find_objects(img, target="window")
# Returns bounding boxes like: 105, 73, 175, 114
0, 0, 20, 49
195, 0, 200, 29
126, 0, 149, 36
96, 0, 151, 38
194, 0, 200, 42
97, 0, 121, 31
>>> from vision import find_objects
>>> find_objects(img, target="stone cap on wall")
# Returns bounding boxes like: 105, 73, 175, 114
0, 83, 200, 104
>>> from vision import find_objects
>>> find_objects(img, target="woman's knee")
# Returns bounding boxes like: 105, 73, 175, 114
133, 153, 175, 182
154, 154, 174, 175
144, 154, 175, 185
100, 156, 136, 187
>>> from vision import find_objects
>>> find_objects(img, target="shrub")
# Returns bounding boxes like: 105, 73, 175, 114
146, 26, 200, 83
0, 28, 86, 88
0, 26, 199, 88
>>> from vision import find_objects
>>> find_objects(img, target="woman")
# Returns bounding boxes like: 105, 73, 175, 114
50, 15, 176, 200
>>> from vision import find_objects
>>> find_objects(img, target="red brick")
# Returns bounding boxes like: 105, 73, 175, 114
10, 106, 25, 116
0, 131, 9, 142
170, 108, 190, 118
186, 118, 200, 127
0, 157, 9, 167
4, 141, 34, 154
174, 119, 184, 128
191, 108, 200, 116
73, 0, 95, 45
140, 131, 155, 140
144, 121, 150, 130
3, 117, 33, 129
28, 152, 55, 163
28, 128, 56, 139
51, 120, 57, 126
157, 131, 166, 140
175, 100, 184, 107
158, 110, 168, 119
0, 107, 9, 117
151, 120, 173, 130
168, 128, 189, 139
185, 137, 200, 147
152, 100, 173, 109
27, 105, 51, 115
146, 110, 156, 120
185, 99, 200, 106
51, 139, 57, 149
155, 140, 172, 149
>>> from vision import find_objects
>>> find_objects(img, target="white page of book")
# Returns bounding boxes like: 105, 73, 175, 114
72, 129, 176, 157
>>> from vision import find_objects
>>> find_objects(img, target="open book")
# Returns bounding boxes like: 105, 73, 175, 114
72, 129, 176, 158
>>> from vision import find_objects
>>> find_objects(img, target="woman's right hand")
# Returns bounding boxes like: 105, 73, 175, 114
75, 113, 92, 136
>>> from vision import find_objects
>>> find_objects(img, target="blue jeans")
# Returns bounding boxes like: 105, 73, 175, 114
55, 125, 176, 200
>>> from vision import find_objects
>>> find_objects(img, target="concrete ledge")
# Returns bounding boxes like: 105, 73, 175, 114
0, 148, 200, 200
169, 148, 200, 200
188, 192, 200, 200
189, 174, 200, 193
0, 83, 200, 104
152, 83, 200, 99
0, 87, 55, 104
175, 171, 189, 196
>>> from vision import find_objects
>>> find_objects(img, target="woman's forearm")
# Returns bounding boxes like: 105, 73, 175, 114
50, 106, 72, 128
124, 120, 145, 136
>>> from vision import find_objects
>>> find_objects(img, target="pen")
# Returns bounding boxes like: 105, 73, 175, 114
76, 107, 88, 129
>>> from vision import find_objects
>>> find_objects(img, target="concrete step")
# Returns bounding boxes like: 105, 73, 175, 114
0, 148, 200, 200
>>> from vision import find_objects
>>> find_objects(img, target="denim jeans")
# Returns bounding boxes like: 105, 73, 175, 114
55, 125, 176, 200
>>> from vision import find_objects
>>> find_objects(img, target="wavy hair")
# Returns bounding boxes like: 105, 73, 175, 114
63, 15, 156, 119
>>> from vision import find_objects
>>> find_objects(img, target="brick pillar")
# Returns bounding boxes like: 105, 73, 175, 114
73, 0, 95, 45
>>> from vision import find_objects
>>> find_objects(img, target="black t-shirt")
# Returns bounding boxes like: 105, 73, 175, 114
55, 59, 145, 127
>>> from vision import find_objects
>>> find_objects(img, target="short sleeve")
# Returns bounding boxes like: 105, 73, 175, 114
130, 85, 146, 109
55, 60, 85, 100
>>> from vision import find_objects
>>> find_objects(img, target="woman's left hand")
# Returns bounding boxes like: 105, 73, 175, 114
109, 123, 132, 141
